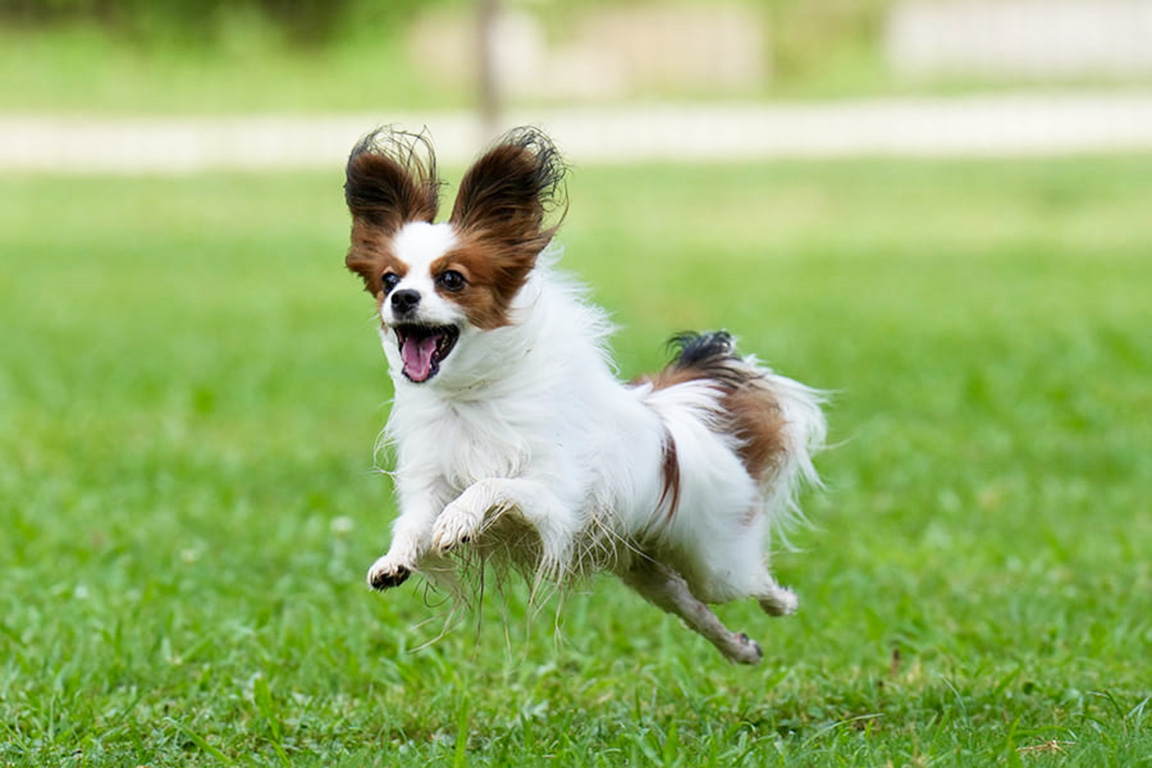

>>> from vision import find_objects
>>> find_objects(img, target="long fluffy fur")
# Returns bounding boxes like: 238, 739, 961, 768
345, 126, 826, 664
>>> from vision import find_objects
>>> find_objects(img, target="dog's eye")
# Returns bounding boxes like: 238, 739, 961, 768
381, 273, 401, 293
436, 270, 466, 292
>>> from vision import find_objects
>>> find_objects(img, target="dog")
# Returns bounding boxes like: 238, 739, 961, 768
342, 126, 826, 664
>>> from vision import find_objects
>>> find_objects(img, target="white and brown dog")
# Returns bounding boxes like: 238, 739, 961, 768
343, 127, 826, 664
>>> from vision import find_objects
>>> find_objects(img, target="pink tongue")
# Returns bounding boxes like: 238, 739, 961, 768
401, 335, 439, 382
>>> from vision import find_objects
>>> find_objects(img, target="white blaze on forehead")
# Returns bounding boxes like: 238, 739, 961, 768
382, 220, 464, 330
392, 221, 457, 276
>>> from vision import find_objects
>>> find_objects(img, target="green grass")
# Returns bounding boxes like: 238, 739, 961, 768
7, 6, 1148, 115
0, 22, 471, 114
2, 156, 1151, 766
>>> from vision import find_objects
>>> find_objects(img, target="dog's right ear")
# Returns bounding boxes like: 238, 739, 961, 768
345, 128, 441, 294
344, 127, 441, 233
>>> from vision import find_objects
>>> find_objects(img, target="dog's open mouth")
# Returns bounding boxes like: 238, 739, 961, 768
394, 324, 459, 383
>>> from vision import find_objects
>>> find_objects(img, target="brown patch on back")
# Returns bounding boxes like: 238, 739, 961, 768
644, 333, 788, 483
639, 365, 711, 392
723, 381, 788, 480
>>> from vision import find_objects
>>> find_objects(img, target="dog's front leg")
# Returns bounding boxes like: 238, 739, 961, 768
431, 478, 575, 567
366, 488, 445, 590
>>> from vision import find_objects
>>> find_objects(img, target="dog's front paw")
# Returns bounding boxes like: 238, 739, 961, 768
366, 557, 411, 590
431, 501, 485, 554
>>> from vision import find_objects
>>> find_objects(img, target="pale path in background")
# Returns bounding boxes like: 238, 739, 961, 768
4, 92, 1152, 173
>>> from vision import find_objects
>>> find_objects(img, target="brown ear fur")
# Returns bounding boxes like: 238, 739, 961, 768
344, 128, 441, 294
446, 128, 567, 314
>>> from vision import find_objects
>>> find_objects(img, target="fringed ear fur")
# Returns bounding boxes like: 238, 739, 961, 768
449, 127, 568, 259
344, 127, 441, 230
343, 126, 566, 300
345, 127, 442, 293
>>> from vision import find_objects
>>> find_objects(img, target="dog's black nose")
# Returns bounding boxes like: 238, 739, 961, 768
391, 289, 421, 315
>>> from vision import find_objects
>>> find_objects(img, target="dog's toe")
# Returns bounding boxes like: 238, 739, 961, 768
367, 562, 410, 590
730, 632, 763, 665
431, 508, 483, 554
749, 637, 763, 662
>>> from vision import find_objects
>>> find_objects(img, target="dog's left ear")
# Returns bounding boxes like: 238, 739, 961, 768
450, 127, 567, 265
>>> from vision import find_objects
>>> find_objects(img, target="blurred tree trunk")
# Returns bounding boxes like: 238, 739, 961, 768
477, 0, 501, 143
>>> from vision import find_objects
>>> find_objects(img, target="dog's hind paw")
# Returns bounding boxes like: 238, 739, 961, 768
367, 558, 411, 590
730, 632, 764, 665
758, 585, 799, 617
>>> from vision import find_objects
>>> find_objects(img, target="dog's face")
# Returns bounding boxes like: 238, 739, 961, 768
344, 128, 565, 384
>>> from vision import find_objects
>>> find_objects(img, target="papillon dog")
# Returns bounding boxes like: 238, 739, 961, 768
343, 126, 826, 664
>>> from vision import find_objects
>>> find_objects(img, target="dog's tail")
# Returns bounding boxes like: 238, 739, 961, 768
645, 331, 827, 545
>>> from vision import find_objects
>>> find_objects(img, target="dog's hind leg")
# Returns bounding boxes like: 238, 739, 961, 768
621, 559, 763, 665
756, 581, 799, 616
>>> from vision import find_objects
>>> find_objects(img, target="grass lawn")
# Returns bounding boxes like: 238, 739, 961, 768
0, 23, 470, 115
1, 156, 1150, 765
6, 14, 1139, 115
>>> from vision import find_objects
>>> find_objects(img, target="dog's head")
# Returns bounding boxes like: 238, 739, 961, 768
344, 127, 565, 385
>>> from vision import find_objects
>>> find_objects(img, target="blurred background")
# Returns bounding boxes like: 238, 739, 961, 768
3, 1, 1152, 764
4, 0, 1152, 167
